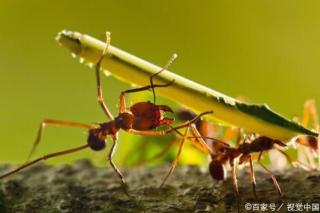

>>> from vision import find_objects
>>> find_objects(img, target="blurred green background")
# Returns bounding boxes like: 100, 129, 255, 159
0, 1, 319, 166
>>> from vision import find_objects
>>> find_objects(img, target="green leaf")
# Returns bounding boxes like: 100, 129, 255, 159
56, 30, 318, 140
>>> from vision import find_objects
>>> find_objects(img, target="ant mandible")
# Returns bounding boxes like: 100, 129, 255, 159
0, 32, 213, 192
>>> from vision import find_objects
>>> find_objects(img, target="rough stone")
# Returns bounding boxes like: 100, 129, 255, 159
0, 160, 319, 213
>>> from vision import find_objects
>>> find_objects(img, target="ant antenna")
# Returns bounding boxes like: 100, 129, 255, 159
150, 53, 178, 104
187, 136, 230, 147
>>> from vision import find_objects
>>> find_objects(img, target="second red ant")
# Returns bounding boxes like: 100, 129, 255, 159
162, 105, 319, 212
206, 132, 316, 212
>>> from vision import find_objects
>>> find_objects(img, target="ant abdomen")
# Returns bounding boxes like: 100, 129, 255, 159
87, 129, 106, 151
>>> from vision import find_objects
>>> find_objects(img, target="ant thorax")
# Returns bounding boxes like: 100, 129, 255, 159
87, 121, 122, 151
115, 112, 134, 130
238, 142, 252, 154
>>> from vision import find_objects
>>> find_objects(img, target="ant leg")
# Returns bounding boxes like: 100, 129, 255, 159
276, 149, 312, 171
223, 127, 242, 145
257, 152, 282, 196
128, 111, 213, 136
159, 125, 190, 188
118, 81, 175, 113
131, 128, 189, 166
95, 32, 114, 120
230, 159, 240, 212
118, 54, 177, 113
108, 136, 125, 185
189, 124, 213, 154
125, 128, 184, 166
26, 119, 93, 162
142, 124, 216, 165
301, 99, 319, 129
144, 138, 177, 164
124, 138, 176, 167
230, 160, 239, 195
248, 155, 258, 200
149, 54, 177, 104
166, 111, 213, 132
96, 65, 114, 120
298, 145, 316, 169
1, 145, 89, 179
108, 135, 132, 196
122, 138, 149, 166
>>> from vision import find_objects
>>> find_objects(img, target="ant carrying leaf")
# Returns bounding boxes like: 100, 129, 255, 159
0, 32, 213, 194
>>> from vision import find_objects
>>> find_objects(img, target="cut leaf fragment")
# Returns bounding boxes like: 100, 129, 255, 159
56, 30, 318, 141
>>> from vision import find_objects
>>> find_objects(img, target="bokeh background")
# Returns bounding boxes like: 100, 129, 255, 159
0, 1, 319, 166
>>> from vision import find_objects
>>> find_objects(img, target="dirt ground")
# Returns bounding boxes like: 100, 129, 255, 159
0, 159, 319, 213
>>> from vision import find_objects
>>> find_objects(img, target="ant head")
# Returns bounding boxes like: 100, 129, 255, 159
177, 108, 197, 121
306, 136, 319, 151
296, 135, 318, 152
115, 113, 134, 130
87, 128, 106, 151
209, 160, 226, 181
273, 139, 286, 147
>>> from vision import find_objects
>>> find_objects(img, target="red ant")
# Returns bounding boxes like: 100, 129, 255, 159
206, 132, 319, 212
293, 99, 319, 169
177, 107, 318, 211
0, 33, 213, 192
178, 102, 319, 213
162, 103, 318, 177
208, 135, 284, 197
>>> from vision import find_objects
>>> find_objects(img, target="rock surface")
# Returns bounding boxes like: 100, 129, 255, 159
0, 160, 319, 213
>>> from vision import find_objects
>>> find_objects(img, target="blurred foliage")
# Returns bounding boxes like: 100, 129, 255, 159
0, 1, 319, 168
